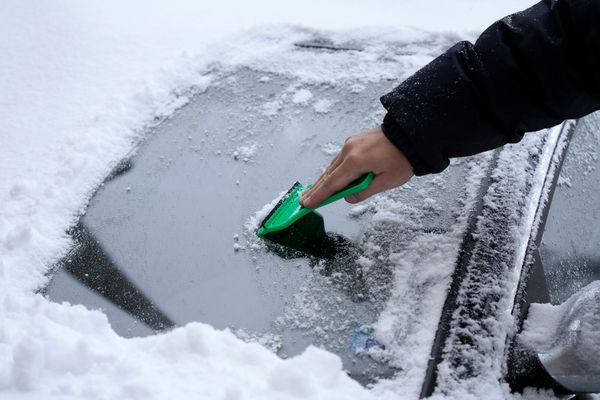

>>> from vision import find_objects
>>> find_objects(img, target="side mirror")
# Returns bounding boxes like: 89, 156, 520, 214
525, 281, 600, 393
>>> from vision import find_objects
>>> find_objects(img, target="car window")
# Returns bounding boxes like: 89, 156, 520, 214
539, 111, 600, 304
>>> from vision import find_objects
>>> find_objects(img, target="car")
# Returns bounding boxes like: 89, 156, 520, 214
42, 33, 600, 397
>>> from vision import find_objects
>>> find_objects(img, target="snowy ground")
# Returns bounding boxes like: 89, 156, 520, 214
0, 1, 556, 399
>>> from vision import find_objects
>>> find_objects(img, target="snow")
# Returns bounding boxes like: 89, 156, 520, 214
521, 281, 600, 375
0, 0, 549, 399
321, 143, 342, 156
292, 89, 314, 104
2, 294, 369, 399
429, 126, 569, 400
233, 143, 258, 162
520, 303, 564, 352
262, 100, 283, 116
519, 282, 600, 394
313, 99, 335, 114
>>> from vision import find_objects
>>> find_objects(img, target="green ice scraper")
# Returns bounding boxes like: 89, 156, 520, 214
257, 173, 374, 253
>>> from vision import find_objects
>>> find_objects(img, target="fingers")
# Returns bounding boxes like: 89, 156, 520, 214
344, 173, 390, 204
325, 150, 344, 176
300, 126, 415, 207
303, 151, 344, 200
301, 159, 359, 208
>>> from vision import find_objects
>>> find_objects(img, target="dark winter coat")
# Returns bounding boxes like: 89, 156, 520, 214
380, 0, 600, 175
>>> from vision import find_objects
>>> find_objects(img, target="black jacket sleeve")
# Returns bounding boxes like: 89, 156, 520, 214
380, 0, 600, 175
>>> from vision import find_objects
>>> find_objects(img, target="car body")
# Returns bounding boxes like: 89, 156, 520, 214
42, 33, 600, 397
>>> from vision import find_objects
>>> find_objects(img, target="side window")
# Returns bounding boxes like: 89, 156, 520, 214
539, 111, 600, 303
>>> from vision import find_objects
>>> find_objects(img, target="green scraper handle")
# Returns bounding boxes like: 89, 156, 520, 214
257, 172, 375, 237
310, 172, 375, 210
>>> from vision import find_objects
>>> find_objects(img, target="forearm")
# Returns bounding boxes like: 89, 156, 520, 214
381, 0, 600, 175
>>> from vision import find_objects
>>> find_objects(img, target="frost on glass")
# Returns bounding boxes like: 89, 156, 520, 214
540, 112, 600, 304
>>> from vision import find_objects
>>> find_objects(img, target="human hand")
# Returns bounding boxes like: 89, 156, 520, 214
300, 127, 414, 208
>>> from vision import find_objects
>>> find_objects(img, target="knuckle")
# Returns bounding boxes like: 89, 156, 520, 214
344, 135, 358, 149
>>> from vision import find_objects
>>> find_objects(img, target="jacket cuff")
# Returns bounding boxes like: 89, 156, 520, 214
380, 113, 431, 176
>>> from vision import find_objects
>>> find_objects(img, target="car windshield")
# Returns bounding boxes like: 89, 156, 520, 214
539, 111, 600, 303
44, 42, 489, 389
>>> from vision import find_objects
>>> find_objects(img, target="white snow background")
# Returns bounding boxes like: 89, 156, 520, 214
0, 1, 549, 399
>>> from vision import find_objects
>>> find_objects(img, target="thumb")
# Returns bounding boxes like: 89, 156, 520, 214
345, 173, 390, 204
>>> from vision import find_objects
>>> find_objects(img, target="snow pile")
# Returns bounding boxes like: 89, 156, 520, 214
521, 281, 600, 380
1, 293, 372, 399
0, 0, 549, 399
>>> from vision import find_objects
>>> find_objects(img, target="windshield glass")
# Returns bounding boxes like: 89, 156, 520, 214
44, 44, 485, 388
